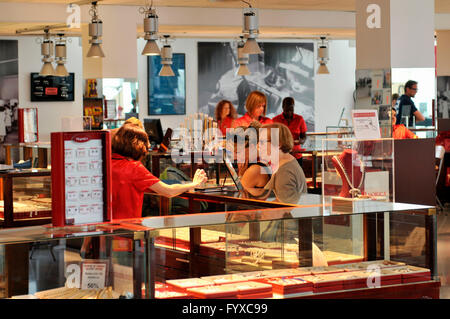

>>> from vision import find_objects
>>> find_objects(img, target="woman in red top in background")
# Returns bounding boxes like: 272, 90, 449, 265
272, 97, 307, 167
234, 90, 273, 128
111, 124, 207, 219
391, 107, 417, 139
214, 100, 237, 136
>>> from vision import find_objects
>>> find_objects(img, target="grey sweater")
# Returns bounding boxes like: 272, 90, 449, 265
264, 159, 307, 204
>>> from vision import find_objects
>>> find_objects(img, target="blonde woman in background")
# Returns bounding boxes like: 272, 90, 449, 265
234, 90, 273, 128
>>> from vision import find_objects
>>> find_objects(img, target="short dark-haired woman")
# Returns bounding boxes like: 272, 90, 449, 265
111, 124, 207, 219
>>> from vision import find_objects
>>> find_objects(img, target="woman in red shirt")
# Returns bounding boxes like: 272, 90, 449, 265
111, 124, 207, 219
234, 90, 273, 128
214, 100, 237, 136
391, 108, 417, 139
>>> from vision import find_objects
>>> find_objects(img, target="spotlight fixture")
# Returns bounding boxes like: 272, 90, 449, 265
317, 36, 330, 75
39, 30, 55, 77
242, 1, 262, 55
141, 4, 160, 56
54, 34, 69, 77
159, 35, 175, 77
237, 36, 250, 76
87, 1, 105, 58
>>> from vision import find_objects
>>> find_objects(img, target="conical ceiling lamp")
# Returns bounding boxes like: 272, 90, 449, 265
159, 35, 175, 77
142, 38, 160, 56
40, 62, 55, 77
242, 5, 262, 55
317, 63, 329, 74
87, 43, 105, 58
237, 37, 250, 76
87, 2, 105, 58
39, 30, 55, 76
317, 36, 330, 75
54, 34, 69, 77
159, 64, 175, 77
237, 63, 250, 76
141, 6, 160, 56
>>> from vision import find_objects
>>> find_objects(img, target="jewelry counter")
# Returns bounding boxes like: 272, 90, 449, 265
0, 169, 52, 228
0, 194, 438, 299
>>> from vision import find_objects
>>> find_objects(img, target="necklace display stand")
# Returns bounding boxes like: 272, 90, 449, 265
330, 149, 369, 212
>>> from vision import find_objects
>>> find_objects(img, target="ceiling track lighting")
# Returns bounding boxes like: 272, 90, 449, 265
237, 36, 250, 76
140, 1, 160, 56
16, 25, 72, 78
242, 1, 262, 55
159, 35, 175, 77
54, 33, 69, 77
87, 1, 105, 58
39, 30, 56, 77
317, 36, 330, 75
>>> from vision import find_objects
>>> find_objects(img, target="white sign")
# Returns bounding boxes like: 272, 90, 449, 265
105, 100, 117, 120
366, 4, 381, 29
64, 138, 104, 225
364, 171, 389, 199
352, 109, 381, 139
81, 262, 107, 290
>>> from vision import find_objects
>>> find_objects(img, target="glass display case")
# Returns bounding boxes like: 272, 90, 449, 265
322, 138, 394, 213
0, 224, 147, 299
0, 193, 438, 299
0, 169, 52, 228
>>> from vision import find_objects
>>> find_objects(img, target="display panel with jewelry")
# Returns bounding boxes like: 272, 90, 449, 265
331, 149, 366, 198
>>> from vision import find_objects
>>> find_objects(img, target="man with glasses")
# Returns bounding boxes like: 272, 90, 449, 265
396, 80, 425, 127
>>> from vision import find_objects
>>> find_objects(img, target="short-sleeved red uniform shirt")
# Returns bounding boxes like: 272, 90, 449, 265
218, 116, 235, 136
272, 113, 307, 159
112, 153, 160, 219
393, 124, 417, 139
233, 112, 273, 128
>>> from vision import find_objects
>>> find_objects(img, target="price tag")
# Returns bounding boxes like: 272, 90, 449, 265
81, 261, 107, 290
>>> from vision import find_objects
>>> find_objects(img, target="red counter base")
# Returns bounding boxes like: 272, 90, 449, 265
294, 281, 440, 299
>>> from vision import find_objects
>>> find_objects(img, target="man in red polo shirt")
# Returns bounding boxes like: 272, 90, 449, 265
272, 97, 307, 167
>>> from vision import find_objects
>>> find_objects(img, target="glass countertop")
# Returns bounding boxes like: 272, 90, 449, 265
0, 193, 433, 245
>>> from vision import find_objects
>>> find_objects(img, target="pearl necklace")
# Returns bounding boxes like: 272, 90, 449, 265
333, 155, 366, 197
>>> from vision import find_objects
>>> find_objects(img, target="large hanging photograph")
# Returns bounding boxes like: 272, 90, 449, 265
198, 42, 315, 130
148, 53, 186, 115
437, 76, 450, 119
0, 39, 19, 164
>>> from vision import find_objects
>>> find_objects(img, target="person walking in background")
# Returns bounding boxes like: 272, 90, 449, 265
396, 80, 425, 127
392, 93, 399, 109
272, 97, 307, 167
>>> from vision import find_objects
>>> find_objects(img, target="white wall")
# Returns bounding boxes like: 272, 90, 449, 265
390, 0, 435, 68
3, 36, 84, 142
315, 40, 356, 131
138, 38, 356, 133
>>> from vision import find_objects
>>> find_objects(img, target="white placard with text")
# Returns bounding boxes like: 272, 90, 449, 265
352, 109, 381, 139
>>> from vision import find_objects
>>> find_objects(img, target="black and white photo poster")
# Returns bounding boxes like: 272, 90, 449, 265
198, 42, 315, 131
437, 76, 450, 119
